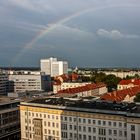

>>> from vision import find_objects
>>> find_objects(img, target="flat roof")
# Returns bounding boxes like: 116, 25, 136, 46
21, 98, 140, 117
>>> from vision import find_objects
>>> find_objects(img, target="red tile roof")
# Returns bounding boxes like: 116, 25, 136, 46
119, 79, 140, 85
57, 83, 106, 94
54, 73, 79, 85
101, 85, 140, 102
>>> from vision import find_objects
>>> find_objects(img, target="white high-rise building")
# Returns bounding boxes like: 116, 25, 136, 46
40, 57, 68, 77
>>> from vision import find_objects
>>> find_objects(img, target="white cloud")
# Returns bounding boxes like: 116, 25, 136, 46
96, 29, 139, 39
50, 24, 94, 39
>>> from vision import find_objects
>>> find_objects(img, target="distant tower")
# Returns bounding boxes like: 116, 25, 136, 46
40, 57, 68, 77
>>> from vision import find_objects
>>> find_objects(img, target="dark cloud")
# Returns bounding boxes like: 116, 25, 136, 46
0, 0, 140, 67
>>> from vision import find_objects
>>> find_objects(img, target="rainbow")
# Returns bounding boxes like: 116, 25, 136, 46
11, 4, 140, 65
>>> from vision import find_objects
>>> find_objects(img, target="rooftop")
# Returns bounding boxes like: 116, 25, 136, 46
57, 83, 106, 94
119, 79, 140, 85
101, 86, 140, 102
20, 97, 140, 116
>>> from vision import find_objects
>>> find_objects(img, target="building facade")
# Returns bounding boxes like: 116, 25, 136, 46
20, 98, 140, 140
9, 74, 51, 93
40, 57, 68, 77
117, 79, 140, 90
0, 97, 20, 140
0, 70, 8, 95
53, 82, 90, 94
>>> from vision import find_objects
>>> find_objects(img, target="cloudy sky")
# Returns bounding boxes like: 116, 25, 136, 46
0, 0, 140, 67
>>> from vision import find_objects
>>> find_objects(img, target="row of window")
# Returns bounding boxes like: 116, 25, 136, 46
25, 112, 59, 120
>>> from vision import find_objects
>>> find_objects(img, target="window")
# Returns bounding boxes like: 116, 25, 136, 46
99, 128, 106, 135
56, 123, 59, 128
61, 132, 67, 138
79, 126, 81, 131
74, 133, 77, 139
61, 123, 67, 130
69, 133, 73, 138
74, 118, 77, 122
64, 116, 67, 121
88, 135, 91, 140
48, 122, 50, 127
93, 136, 96, 140
88, 119, 91, 124
44, 121, 46, 126
69, 117, 72, 122
93, 120, 96, 124
131, 133, 135, 140
113, 122, 116, 127
83, 135, 86, 139
108, 129, 112, 135
83, 126, 86, 132
53, 130, 55, 135
79, 118, 81, 123
131, 125, 135, 131
88, 127, 91, 133
119, 122, 122, 127
74, 125, 77, 130
124, 123, 127, 128
119, 130, 122, 137
113, 130, 117, 136
44, 114, 46, 118
52, 122, 55, 127
98, 120, 101, 125
36, 113, 38, 117
93, 128, 96, 133
83, 119, 86, 123
69, 125, 72, 130
108, 121, 111, 126
79, 134, 82, 139
103, 121, 106, 126
124, 131, 127, 137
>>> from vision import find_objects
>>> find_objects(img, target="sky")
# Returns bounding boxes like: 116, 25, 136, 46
0, 0, 140, 67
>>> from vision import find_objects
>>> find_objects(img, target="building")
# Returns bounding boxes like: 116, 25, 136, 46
40, 57, 68, 77
103, 71, 140, 79
57, 83, 107, 97
101, 85, 140, 102
117, 79, 140, 90
53, 73, 84, 93
20, 97, 140, 140
8, 73, 51, 93
0, 96, 20, 140
0, 70, 8, 95
53, 82, 91, 94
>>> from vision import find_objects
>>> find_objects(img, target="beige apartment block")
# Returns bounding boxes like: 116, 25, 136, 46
20, 98, 140, 140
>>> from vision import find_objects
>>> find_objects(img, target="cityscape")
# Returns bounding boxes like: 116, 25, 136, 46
0, 1, 140, 140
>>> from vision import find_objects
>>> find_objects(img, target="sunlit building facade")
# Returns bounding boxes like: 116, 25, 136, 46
20, 98, 140, 140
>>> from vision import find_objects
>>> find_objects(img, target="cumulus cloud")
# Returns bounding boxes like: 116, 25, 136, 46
96, 29, 139, 39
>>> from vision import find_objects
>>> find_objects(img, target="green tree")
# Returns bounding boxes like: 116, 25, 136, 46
134, 93, 140, 102
104, 74, 121, 92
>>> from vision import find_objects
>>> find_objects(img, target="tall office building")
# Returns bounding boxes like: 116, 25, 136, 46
40, 57, 68, 77
20, 98, 140, 140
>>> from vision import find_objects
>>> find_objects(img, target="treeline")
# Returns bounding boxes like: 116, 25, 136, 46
81, 72, 121, 92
